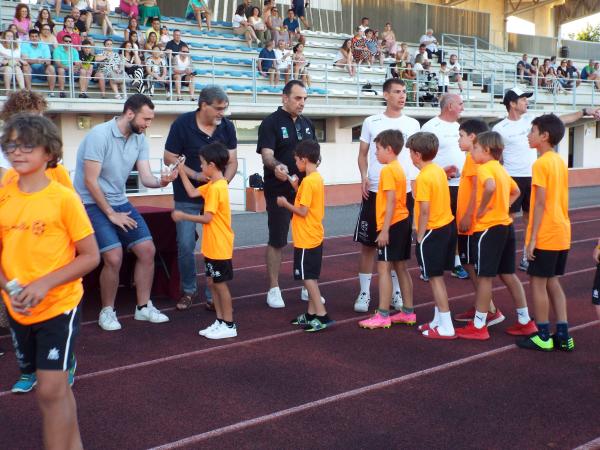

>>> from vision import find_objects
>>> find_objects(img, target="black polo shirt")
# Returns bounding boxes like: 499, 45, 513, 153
165, 39, 188, 54
256, 107, 316, 195
165, 110, 237, 203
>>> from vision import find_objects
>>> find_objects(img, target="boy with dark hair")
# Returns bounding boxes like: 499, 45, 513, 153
277, 140, 333, 332
519, 114, 574, 351
456, 131, 534, 340
172, 142, 237, 339
453, 120, 504, 326
359, 129, 415, 329
407, 131, 457, 339
0, 114, 100, 447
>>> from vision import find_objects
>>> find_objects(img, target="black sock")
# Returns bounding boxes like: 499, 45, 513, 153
556, 322, 569, 340
306, 313, 316, 321
317, 314, 330, 323
224, 320, 234, 327
136, 304, 147, 310
217, 318, 224, 323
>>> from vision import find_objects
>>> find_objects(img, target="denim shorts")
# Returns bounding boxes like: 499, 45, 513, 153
85, 202, 152, 253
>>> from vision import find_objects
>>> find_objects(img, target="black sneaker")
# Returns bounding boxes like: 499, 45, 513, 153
552, 334, 575, 352
291, 313, 309, 326
0, 347, 5, 357
59, 91, 66, 98
518, 258, 529, 271
517, 333, 554, 352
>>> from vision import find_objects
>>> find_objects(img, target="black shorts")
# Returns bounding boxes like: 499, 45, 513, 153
527, 249, 568, 278
449, 186, 459, 216
416, 221, 456, 278
294, 244, 323, 280
458, 234, 474, 265
205, 257, 234, 283
509, 176, 532, 214
471, 224, 516, 277
8, 306, 80, 373
593, 264, 600, 305
293, 1, 306, 17
406, 192, 415, 227
377, 218, 412, 262
265, 188, 295, 249
354, 193, 378, 247
438, 86, 448, 93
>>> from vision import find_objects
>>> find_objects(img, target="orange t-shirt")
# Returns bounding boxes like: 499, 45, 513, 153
456, 153, 478, 236
414, 163, 454, 232
0, 179, 94, 325
198, 179, 234, 260
376, 160, 409, 231
526, 151, 570, 250
1, 164, 74, 191
291, 171, 324, 249
472, 160, 517, 232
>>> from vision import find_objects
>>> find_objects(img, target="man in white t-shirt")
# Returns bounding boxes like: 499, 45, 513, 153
354, 78, 421, 313
274, 39, 292, 85
421, 93, 469, 279
448, 54, 464, 92
494, 87, 600, 270
419, 28, 442, 62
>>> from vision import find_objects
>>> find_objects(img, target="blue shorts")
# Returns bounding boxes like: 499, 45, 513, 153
31, 64, 49, 82
293, 0, 306, 17
85, 202, 152, 253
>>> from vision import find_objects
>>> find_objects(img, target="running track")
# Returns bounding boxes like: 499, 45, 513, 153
1, 206, 599, 450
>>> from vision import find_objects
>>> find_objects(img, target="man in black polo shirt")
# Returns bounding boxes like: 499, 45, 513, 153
257, 80, 316, 308
164, 86, 238, 311
165, 29, 188, 56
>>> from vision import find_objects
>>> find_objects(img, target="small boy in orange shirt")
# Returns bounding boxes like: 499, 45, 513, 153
456, 131, 534, 340
519, 114, 573, 351
277, 140, 333, 332
172, 142, 237, 340
453, 119, 504, 327
407, 132, 457, 339
359, 129, 414, 329
0, 114, 100, 448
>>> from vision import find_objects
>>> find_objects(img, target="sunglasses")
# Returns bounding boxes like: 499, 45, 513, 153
3, 142, 36, 154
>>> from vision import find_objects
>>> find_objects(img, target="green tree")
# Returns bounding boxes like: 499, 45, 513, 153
569, 23, 600, 42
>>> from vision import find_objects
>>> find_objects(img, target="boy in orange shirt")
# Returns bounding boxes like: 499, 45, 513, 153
359, 130, 415, 329
1, 163, 74, 190
277, 140, 333, 332
519, 114, 573, 351
172, 143, 237, 340
408, 132, 457, 339
0, 114, 99, 448
456, 131, 534, 340
453, 120, 504, 326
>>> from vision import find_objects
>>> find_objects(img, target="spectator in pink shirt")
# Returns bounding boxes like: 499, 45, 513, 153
56, 16, 82, 49
12, 3, 32, 40
120, 0, 140, 18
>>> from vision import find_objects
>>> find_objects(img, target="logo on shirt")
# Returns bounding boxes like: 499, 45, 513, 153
294, 269, 300, 276
305, 128, 312, 135
32, 220, 46, 236
593, 289, 599, 299
281, 127, 289, 139
47, 348, 60, 361
206, 263, 222, 279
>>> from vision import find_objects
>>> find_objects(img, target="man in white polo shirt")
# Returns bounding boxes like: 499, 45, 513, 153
421, 93, 469, 279
354, 78, 421, 313
494, 87, 600, 270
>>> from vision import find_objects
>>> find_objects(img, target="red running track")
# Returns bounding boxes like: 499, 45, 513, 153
1, 206, 600, 449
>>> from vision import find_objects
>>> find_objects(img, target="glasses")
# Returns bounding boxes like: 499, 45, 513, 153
295, 122, 303, 140
3, 142, 36, 154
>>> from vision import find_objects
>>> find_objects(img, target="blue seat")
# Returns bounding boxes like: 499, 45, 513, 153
213, 70, 227, 76
240, 59, 253, 65
229, 85, 250, 92
173, 17, 186, 23
207, 43, 220, 50
190, 30, 205, 36
221, 45, 238, 51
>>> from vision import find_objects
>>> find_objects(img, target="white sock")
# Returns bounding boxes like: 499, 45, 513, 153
516, 307, 531, 325
391, 270, 401, 294
473, 310, 487, 329
437, 311, 455, 336
522, 246, 527, 261
269, 287, 280, 295
454, 254, 461, 266
431, 306, 440, 328
358, 273, 372, 295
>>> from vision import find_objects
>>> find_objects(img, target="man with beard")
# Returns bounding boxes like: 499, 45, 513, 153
74, 94, 177, 331
163, 86, 238, 312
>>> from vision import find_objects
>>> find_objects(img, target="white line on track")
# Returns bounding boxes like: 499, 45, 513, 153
147, 319, 600, 449
573, 437, 600, 450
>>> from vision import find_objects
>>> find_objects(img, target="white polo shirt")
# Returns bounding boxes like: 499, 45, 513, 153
420, 116, 464, 187
492, 113, 537, 177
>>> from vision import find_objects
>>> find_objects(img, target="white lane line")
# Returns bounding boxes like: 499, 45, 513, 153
573, 437, 600, 450
148, 319, 600, 449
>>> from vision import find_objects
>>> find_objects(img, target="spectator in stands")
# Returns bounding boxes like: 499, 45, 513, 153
120, 0, 140, 19
79, 39, 107, 97
57, 16, 82, 48
97, 38, 125, 99
351, 27, 370, 66
292, 42, 310, 87
39, 24, 58, 49
401, 62, 416, 104
334, 38, 355, 76
242, 0, 255, 18
411, 43, 429, 65
249, 7, 270, 44
52, 35, 82, 97
124, 17, 141, 43
93, 0, 114, 35
581, 59, 595, 80
233, 4, 260, 47
12, 3, 32, 41
550, 55, 557, 69
21, 29, 56, 94
274, 38, 292, 84
529, 56, 539, 84
128, 31, 141, 50
556, 59, 570, 90
447, 53, 464, 92
38, 0, 64, 17
172, 44, 195, 100
139, 0, 161, 26
269, 8, 289, 47
34, 8, 56, 34
438, 61, 449, 95
381, 22, 397, 57
73, 0, 93, 13
72, 7, 92, 34
145, 17, 162, 42
185, 0, 212, 31
566, 60, 580, 87
581, 60, 600, 89
516, 53, 531, 83
122, 41, 145, 93
292, 0, 310, 30
365, 29, 383, 66
258, 39, 278, 86
263, 1, 273, 28
358, 17, 369, 33
395, 42, 410, 64
144, 31, 159, 57
145, 45, 170, 97
0, 30, 27, 91
419, 28, 442, 62
165, 29, 188, 57
159, 26, 170, 46
284, 9, 301, 42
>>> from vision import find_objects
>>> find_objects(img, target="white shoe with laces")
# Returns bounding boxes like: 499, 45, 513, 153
300, 288, 326, 304
205, 322, 237, 339
267, 287, 285, 308
199, 320, 220, 336
98, 307, 122, 331
391, 291, 403, 310
354, 292, 370, 313
134, 300, 169, 323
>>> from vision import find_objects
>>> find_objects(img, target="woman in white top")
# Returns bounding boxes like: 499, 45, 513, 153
381, 23, 398, 57
249, 7, 270, 44
0, 30, 27, 90
333, 38, 355, 76
172, 44, 195, 101
232, 4, 259, 47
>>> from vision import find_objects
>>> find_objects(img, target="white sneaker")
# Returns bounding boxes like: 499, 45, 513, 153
98, 307, 122, 331
267, 287, 285, 308
391, 291, 403, 311
134, 300, 169, 323
300, 288, 326, 304
199, 320, 220, 336
205, 322, 237, 339
354, 292, 370, 313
